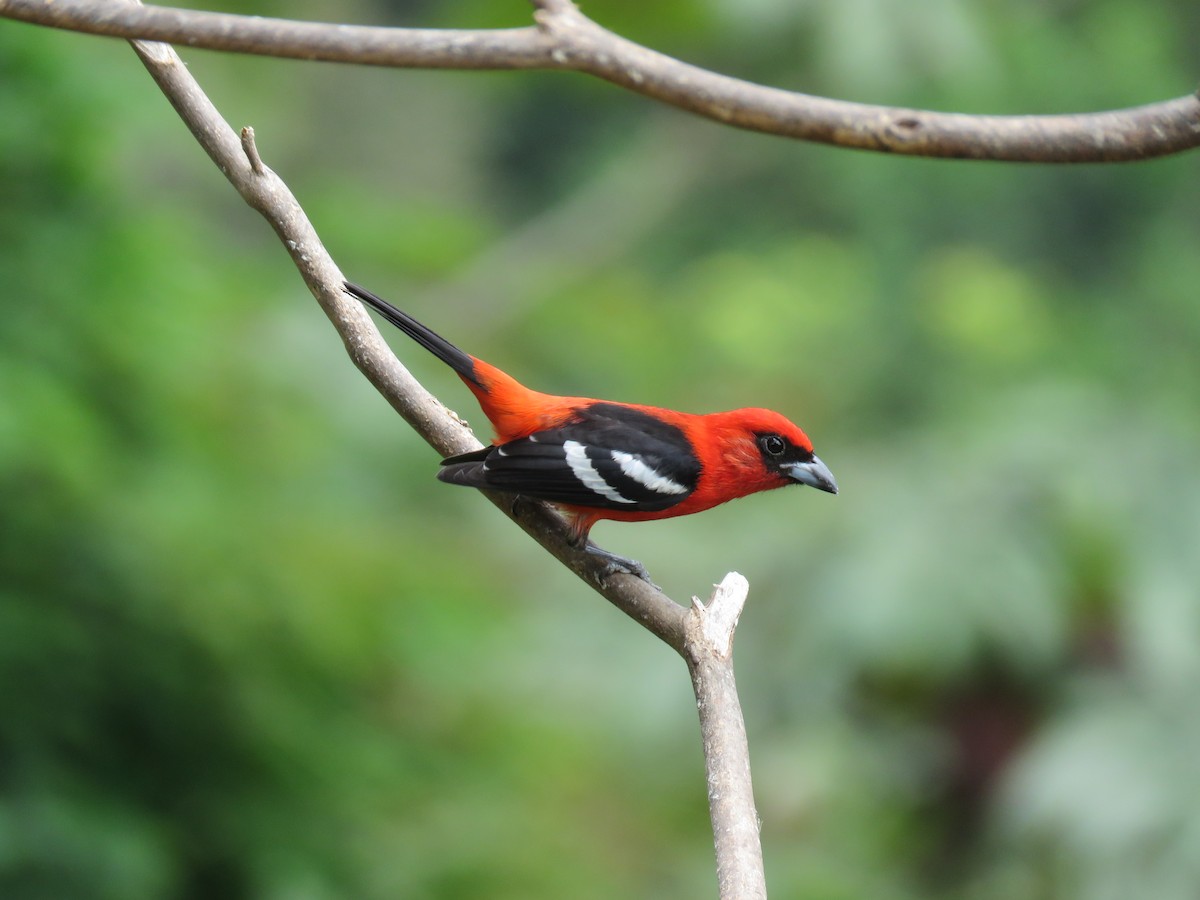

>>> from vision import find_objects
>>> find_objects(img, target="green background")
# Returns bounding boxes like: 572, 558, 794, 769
3, 1, 1199, 897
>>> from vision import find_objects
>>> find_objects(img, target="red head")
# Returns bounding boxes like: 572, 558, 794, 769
686, 407, 837, 506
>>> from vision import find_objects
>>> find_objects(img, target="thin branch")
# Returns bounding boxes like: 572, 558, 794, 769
2, 0, 1198, 162
120, 16, 764, 895
687, 573, 765, 899
122, 16, 688, 651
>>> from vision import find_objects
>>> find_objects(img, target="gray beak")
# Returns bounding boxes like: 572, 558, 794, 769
784, 454, 838, 494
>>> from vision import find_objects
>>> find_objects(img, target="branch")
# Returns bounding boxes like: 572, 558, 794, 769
2, 0, 1198, 162
687, 573, 765, 899
118, 18, 765, 897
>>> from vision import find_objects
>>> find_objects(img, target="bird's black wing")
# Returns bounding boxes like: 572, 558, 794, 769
437, 402, 702, 512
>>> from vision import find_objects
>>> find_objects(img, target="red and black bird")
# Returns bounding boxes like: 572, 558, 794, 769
345, 282, 837, 581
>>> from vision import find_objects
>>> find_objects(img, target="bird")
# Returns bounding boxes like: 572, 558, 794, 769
344, 281, 837, 583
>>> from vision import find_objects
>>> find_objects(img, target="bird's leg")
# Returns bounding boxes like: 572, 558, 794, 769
561, 512, 659, 589
582, 541, 659, 590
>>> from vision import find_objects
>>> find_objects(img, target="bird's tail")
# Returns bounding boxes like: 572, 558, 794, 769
344, 281, 481, 388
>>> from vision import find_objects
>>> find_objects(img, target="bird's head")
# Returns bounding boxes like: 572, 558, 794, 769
710, 408, 838, 496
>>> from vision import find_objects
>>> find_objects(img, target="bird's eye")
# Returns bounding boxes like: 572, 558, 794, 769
760, 434, 787, 457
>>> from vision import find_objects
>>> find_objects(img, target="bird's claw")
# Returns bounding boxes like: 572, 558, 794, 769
583, 541, 660, 590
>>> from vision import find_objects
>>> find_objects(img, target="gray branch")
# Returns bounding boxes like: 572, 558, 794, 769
688, 574, 766, 899
2, 0, 1198, 161
78, 12, 767, 897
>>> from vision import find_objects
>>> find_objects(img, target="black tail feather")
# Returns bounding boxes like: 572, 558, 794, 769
344, 281, 480, 387
437, 458, 490, 489
437, 446, 492, 487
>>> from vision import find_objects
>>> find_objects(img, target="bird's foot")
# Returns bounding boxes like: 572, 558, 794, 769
583, 541, 659, 590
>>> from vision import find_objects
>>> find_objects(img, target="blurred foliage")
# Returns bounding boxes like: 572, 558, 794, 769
2, 1, 1199, 897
